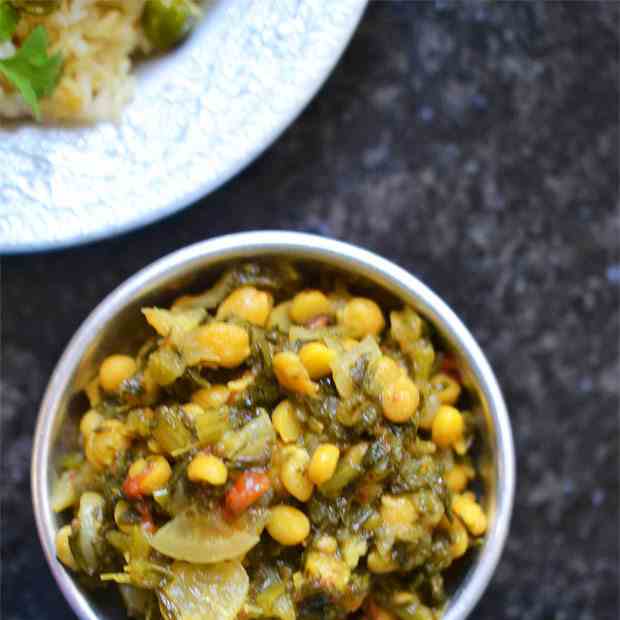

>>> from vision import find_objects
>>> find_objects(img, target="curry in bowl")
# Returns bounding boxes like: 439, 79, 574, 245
51, 261, 487, 620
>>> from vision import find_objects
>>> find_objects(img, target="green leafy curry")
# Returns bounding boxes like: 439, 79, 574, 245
53, 262, 488, 620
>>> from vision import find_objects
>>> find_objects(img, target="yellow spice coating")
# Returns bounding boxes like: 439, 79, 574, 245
99, 355, 136, 393
272, 400, 302, 443
381, 376, 420, 423
85, 419, 131, 470
267, 505, 310, 545
55, 525, 77, 570
216, 286, 273, 326
308, 444, 340, 485
187, 453, 228, 485
194, 322, 250, 368
273, 352, 318, 396
299, 342, 336, 379
372, 355, 403, 388
289, 290, 331, 324
431, 405, 465, 448
380, 495, 416, 526
192, 385, 230, 409
340, 297, 385, 338
114, 500, 134, 533
445, 463, 475, 493
280, 447, 314, 502
449, 516, 469, 558
181, 403, 205, 421
430, 372, 462, 405
367, 549, 399, 574
80, 410, 103, 437
452, 493, 487, 536
128, 456, 172, 495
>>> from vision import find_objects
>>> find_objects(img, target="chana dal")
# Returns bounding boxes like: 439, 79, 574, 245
53, 262, 487, 620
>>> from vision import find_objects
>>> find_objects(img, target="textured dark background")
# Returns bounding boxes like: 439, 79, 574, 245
2, 1, 619, 619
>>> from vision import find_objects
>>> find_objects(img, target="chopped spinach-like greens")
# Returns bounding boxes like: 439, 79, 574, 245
53, 261, 488, 620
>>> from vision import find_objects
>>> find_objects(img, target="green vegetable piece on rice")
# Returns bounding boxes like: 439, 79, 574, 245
0, 2, 19, 42
0, 24, 62, 119
142, 0, 198, 51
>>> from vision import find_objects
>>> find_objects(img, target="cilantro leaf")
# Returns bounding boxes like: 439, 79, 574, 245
0, 2, 19, 43
0, 24, 63, 119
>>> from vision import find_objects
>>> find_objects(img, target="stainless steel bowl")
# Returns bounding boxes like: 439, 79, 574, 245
32, 231, 515, 620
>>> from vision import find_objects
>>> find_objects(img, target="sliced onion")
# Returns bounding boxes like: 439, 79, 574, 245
158, 560, 249, 620
150, 507, 267, 564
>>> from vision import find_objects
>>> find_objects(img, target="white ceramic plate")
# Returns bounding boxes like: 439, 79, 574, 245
0, 0, 367, 253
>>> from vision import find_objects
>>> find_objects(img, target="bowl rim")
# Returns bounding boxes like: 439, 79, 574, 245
32, 230, 515, 620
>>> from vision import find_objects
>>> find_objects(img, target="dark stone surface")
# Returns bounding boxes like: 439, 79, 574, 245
2, 1, 618, 619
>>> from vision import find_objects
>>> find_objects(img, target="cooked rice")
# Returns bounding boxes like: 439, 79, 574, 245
0, 0, 151, 121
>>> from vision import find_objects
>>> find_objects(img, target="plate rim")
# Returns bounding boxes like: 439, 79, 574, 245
0, 0, 369, 255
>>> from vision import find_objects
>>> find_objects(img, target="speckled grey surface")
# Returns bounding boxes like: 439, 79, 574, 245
1, 1, 618, 619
